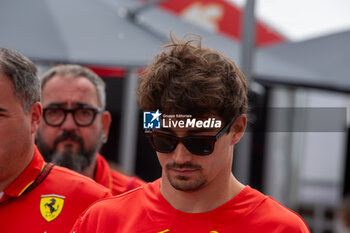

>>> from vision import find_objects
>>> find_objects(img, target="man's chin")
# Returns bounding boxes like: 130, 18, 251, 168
51, 152, 89, 174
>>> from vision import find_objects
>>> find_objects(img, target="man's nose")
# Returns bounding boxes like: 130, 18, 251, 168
60, 113, 78, 130
171, 143, 193, 165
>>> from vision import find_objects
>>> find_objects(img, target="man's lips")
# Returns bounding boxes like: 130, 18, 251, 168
59, 138, 77, 142
170, 168, 198, 176
57, 138, 79, 146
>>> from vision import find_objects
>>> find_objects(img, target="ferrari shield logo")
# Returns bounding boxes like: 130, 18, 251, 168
40, 194, 65, 222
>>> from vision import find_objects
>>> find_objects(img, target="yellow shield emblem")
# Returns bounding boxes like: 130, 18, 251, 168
40, 194, 65, 222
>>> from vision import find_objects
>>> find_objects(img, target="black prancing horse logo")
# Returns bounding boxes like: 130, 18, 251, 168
45, 198, 59, 213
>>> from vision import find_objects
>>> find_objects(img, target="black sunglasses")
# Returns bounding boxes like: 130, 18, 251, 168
43, 107, 103, 127
145, 118, 234, 156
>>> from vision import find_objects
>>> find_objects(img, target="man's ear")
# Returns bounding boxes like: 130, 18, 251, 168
230, 114, 247, 145
29, 102, 42, 135
101, 111, 112, 142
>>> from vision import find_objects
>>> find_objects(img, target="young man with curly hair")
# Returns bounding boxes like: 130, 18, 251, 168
71, 36, 310, 233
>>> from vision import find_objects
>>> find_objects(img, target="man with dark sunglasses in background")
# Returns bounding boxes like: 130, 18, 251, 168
71, 35, 310, 233
36, 65, 144, 195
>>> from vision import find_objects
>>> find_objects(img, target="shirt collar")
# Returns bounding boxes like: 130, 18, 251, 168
94, 154, 113, 190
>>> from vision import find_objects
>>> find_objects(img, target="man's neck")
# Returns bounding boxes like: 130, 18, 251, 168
82, 158, 97, 179
160, 173, 245, 213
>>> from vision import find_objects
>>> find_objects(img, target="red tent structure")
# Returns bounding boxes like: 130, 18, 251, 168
159, 0, 287, 46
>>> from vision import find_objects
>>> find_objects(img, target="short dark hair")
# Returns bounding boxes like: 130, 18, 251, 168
41, 64, 106, 110
137, 35, 248, 125
0, 47, 40, 113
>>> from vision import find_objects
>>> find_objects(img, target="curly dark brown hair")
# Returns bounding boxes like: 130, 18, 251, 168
137, 35, 248, 125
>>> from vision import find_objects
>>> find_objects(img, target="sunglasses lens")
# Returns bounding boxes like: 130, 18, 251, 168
146, 133, 215, 156
149, 134, 177, 153
183, 138, 214, 156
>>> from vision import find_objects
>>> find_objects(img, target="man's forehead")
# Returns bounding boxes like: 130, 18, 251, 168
156, 127, 218, 134
43, 74, 96, 91
44, 102, 93, 108
42, 76, 99, 103
154, 116, 224, 135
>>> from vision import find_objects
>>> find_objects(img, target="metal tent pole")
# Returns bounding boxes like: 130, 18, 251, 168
118, 68, 139, 174
234, 0, 256, 185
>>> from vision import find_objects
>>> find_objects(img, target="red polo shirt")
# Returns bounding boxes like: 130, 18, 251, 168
72, 179, 310, 233
0, 147, 111, 233
94, 154, 145, 195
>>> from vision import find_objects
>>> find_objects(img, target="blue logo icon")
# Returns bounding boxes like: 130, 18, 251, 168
143, 110, 161, 129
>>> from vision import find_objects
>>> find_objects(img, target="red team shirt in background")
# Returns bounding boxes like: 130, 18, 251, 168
0, 147, 111, 233
71, 179, 310, 233
95, 154, 145, 195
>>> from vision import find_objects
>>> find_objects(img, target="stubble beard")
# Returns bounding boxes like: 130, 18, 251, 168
165, 162, 206, 192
